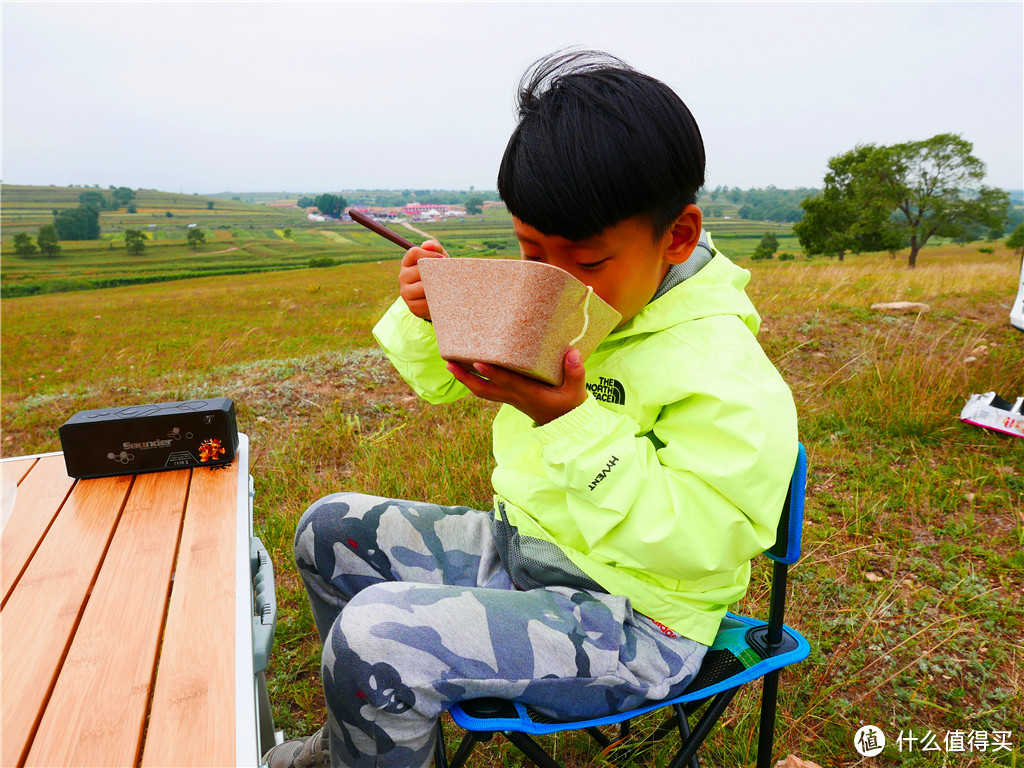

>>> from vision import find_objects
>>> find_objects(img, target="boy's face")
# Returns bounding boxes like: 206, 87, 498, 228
512, 210, 700, 328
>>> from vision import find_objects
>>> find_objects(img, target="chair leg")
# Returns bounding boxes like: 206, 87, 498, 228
618, 709, 677, 762
442, 729, 490, 768
756, 670, 781, 768
668, 688, 739, 768
674, 704, 701, 768
505, 731, 565, 768
433, 721, 449, 768
585, 726, 612, 748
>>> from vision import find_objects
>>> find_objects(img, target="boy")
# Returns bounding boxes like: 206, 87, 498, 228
268, 49, 798, 768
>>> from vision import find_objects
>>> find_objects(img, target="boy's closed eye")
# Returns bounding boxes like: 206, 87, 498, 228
522, 253, 609, 270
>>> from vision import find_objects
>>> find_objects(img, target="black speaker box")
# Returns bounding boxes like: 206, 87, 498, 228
58, 398, 238, 479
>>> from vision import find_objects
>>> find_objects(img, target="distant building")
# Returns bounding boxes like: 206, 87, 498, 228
348, 204, 400, 221
402, 203, 461, 218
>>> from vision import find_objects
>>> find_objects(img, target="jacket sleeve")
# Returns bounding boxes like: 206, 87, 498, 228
371, 297, 470, 404
531, 341, 797, 583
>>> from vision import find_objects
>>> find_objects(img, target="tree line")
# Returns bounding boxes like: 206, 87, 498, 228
348, 188, 501, 208
703, 186, 816, 222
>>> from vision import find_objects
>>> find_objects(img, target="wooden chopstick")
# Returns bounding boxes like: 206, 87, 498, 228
348, 209, 417, 251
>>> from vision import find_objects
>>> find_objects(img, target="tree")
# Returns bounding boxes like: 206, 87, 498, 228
795, 194, 849, 261
752, 231, 779, 260
37, 225, 61, 257
795, 145, 904, 262
78, 190, 108, 210
53, 205, 101, 240
465, 195, 484, 215
313, 193, 347, 218
187, 227, 206, 249
1006, 223, 1024, 255
798, 134, 1009, 268
111, 187, 136, 209
206, 201, 215, 210
124, 229, 146, 255
13, 232, 38, 256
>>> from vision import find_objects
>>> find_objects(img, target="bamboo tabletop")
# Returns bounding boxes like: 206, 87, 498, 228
0, 441, 258, 767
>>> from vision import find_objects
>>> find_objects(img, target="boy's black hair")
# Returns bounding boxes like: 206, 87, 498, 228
498, 49, 705, 242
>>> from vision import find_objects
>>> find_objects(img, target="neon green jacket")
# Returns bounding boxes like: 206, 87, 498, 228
372, 246, 798, 645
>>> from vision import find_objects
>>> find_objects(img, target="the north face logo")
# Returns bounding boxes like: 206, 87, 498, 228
587, 376, 625, 405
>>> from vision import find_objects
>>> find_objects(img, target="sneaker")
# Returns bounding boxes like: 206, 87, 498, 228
262, 726, 330, 768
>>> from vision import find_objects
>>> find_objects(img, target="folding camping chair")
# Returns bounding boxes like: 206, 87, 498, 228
435, 443, 809, 768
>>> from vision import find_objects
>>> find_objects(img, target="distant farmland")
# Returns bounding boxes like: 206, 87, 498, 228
2, 183, 826, 298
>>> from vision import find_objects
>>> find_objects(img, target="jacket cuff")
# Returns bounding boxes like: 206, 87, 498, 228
372, 297, 439, 355
533, 394, 621, 447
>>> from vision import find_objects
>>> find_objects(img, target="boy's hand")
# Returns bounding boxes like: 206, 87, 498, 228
399, 240, 448, 320
445, 349, 588, 426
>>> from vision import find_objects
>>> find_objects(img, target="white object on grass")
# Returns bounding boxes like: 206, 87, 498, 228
959, 392, 1024, 438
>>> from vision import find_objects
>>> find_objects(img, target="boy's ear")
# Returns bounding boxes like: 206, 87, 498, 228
663, 205, 703, 265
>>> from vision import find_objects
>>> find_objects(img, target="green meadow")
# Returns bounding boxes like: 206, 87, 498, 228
1, 186, 1022, 766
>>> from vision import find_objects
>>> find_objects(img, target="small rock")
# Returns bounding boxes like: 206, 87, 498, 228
865, 571, 883, 582
775, 756, 825, 768
870, 301, 930, 313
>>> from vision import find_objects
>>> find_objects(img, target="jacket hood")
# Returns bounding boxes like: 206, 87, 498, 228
604, 252, 762, 342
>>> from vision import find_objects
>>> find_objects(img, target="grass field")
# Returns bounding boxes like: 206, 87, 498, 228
2, 233, 1021, 766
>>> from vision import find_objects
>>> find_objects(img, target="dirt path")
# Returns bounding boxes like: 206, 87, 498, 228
205, 247, 240, 256
399, 220, 435, 242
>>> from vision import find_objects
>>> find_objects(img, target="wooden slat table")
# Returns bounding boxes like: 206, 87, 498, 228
1, 434, 272, 767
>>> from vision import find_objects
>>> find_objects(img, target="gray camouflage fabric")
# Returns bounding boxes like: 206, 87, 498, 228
294, 492, 707, 768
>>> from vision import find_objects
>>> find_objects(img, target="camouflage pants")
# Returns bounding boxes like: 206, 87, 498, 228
294, 493, 707, 768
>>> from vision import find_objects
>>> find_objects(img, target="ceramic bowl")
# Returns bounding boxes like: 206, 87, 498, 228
419, 257, 621, 385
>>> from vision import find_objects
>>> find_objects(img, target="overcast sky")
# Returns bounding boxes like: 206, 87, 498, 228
2, 2, 1021, 195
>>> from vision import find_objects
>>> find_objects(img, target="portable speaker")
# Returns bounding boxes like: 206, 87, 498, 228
58, 398, 239, 479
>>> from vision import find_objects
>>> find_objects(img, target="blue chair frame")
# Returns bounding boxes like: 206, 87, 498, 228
435, 443, 809, 768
